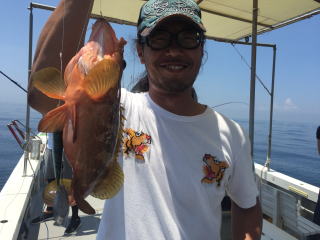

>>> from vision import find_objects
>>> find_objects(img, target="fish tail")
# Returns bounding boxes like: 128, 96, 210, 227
74, 194, 96, 215
72, 178, 95, 215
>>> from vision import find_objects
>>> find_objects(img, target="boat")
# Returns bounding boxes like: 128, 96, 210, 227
0, 0, 320, 239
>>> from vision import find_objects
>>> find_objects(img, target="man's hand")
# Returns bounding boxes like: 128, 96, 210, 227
231, 197, 262, 240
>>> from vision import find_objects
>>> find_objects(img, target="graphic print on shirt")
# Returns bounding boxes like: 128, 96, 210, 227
123, 128, 152, 161
201, 154, 229, 186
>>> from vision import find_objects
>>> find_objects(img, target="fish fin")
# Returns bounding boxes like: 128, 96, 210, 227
77, 199, 96, 215
43, 179, 71, 206
83, 58, 121, 99
91, 161, 124, 199
38, 104, 68, 132
73, 192, 96, 215
31, 67, 66, 99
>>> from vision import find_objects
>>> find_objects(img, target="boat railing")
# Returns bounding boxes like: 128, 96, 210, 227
7, 119, 43, 176
260, 180, 320, 239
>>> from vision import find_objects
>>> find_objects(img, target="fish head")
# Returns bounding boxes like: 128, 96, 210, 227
84, 20, 126, 71
64, 20, 127, 82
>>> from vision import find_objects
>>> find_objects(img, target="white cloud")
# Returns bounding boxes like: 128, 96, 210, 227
283, 98, 298, 111
273, 97, 299, 112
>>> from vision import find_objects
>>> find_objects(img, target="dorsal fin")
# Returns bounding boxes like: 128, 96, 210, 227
31, 67, 66, 100
83, 58, 120, 100
38, 104, 68, 132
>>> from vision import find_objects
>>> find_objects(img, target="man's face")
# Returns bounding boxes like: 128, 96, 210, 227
137, 17, 204, 94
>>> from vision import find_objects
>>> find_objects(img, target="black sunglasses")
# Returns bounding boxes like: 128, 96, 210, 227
139, 29, 205, 50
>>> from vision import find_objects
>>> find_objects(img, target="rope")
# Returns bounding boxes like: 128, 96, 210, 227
231, 43, 271, 96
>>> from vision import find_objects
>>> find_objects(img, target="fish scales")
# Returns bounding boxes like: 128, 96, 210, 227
31, 20, 126, 214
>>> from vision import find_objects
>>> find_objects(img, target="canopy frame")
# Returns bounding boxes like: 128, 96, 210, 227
25, 0, 316, 175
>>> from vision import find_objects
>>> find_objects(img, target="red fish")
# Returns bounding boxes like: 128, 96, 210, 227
31, 20, 126, 214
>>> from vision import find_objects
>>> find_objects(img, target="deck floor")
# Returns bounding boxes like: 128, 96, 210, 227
38, 196, 104, 240
36, 197, 298, 240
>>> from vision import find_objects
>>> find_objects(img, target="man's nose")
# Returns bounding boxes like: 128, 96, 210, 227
165, 40, 183, 56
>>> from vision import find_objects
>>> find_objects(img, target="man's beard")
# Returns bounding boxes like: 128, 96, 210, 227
158, 81, 190, 92
149, 75, 197, 93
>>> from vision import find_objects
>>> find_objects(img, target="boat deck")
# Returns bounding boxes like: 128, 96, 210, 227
38, 196, 104, 239
37, 199, 297, 240
0, 148, 307, 240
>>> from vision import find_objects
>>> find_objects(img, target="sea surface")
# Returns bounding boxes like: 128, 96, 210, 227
0, 104, 319, 190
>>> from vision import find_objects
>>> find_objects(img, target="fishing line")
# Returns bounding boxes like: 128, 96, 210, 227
211, 101, 248, 109
100, 0, 103, 17
76, 0, 95, 53
59, 0, 66, 74
44, 221, 49, 240
128, 45, 137, 89
231, 43, 271, 96
57, 0, 67, 109
0, 71, 27, 93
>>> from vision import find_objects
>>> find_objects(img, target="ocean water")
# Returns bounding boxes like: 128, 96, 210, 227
0, 105, 319, 190
238, 119, 320, 187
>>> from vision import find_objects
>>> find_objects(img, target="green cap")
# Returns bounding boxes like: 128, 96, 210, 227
137, 0, 206, 37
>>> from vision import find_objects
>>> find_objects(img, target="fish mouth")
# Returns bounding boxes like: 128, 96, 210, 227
90, 20, 118, 57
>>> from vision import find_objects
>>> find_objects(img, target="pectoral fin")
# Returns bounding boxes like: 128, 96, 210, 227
38, 104, 68, 132
91, 161, 124, 199
83, 58, 121, 99
31, 67, 66, 100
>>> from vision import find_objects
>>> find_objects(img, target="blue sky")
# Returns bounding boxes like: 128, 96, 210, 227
1, 1, 319, 124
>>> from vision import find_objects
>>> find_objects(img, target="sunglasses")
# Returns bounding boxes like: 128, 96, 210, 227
139, 29, 205, 50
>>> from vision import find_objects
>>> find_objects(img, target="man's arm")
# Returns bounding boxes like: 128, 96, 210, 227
231, 197, 262, 240
28, 0, 94, 115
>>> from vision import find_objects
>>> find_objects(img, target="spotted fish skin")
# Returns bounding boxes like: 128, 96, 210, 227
31, 20, 126, 214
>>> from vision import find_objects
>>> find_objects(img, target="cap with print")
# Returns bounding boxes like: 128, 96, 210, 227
137, 0, 206, 37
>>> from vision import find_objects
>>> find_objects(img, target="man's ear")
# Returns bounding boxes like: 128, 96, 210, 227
136, 43, 145, 64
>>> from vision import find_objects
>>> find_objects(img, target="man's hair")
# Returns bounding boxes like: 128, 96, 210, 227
131, 73, 149, 93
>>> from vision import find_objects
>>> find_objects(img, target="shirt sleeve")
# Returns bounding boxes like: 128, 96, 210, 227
226, 129, 259, 209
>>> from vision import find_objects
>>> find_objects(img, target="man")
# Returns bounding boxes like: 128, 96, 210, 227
28, 0, 262, 239
313, 126, 320, 228
30, 133, 81, 234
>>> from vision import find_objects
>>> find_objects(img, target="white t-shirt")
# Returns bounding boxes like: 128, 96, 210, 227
96, 89, 258, 240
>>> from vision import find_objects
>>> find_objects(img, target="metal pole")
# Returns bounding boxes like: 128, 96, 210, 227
249, 0, 258, 157
266, 46, 277, 170
23, 3, 34, 176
